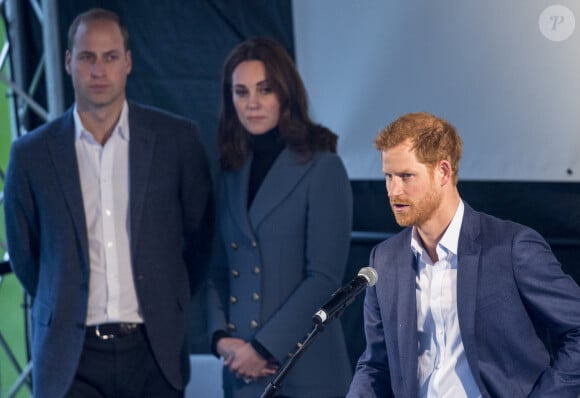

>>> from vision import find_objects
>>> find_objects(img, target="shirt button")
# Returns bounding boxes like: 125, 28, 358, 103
106, 242, 113, 248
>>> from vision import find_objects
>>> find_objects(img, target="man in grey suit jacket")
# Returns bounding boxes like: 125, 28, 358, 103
347, 112, 580, 398
3, 8, 213, 398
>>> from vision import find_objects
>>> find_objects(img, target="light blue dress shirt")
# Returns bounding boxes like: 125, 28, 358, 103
412, 201, 481, 398
74, 101, 142, 325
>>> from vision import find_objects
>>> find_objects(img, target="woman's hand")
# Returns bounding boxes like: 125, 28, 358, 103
218, 338, 278, 382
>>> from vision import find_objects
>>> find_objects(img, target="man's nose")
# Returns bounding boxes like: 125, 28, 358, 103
91, 59, 105, 76
387, 178, 403, 197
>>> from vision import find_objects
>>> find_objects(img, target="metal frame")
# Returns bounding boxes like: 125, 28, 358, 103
1, 0, 63, 140
1, 2, 63, 396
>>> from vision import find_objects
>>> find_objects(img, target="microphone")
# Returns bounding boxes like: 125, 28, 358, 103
313, 267, 378, 325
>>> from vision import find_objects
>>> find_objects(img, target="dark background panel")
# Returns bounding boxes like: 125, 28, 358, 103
55, 0, 294, 165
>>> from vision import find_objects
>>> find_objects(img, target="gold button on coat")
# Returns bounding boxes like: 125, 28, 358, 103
230, 296, 238, 304
252, 293, 260, 301
227, 323, 236, 332
230, 242, 238, 249
231, 269, 240, 277
250, 320, 259, 329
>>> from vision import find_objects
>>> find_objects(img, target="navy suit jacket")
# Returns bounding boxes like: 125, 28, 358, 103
348, 202, 580, 398
4, 102, 214, 398
208, 149, 353, 398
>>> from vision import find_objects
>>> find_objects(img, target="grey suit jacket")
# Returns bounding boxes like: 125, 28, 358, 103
208, 149, 353, 398
347, 202, 580, 398
4, 102, 214, 398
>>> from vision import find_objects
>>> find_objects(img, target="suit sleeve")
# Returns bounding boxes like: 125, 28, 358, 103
512, 228, 580, 397
206, 175, 230, 340
4, 140, 40, 297
180, 122, 215, 295
347, 247, 394, 398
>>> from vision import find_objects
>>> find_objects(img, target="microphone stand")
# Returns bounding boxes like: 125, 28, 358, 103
260, 322, 326, 398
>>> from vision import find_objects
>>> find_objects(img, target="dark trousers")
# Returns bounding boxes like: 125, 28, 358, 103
65, 325, 183, 398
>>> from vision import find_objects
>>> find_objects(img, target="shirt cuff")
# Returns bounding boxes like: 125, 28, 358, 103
211, 330, 231, 358
250, 338, 274, 361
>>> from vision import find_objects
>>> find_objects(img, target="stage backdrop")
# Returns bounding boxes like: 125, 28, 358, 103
293, 0, 580, 182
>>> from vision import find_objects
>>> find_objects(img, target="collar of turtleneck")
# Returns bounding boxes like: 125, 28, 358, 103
247, 127, 285, 208
249, 127, 284, 154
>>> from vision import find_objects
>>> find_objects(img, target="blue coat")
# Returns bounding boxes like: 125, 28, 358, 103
347, 202, 580, 398
208, 149, 353, 398
4, 102, 214, 398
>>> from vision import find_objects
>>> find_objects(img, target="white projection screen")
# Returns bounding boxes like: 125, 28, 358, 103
292, 1, 580, 181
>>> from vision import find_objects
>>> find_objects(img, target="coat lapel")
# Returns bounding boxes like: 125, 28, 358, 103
128, 104, 156, 257
375, 229, 418, 397
222, 156, 254, 239
248, 148, 313, 229
456, 203, 485, 388
394, 232, 419, 397
47, 109, 89, 271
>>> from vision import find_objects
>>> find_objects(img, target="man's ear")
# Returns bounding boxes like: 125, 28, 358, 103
65, 50, 72, 75
125, 50, 132, 75
438, 160, 452, 186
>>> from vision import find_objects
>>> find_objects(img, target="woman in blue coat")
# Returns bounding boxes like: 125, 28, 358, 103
207, 37, 353, 398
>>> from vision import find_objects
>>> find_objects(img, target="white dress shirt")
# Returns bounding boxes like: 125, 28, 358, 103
412, 201, 481, 398
74, 101, 143, 326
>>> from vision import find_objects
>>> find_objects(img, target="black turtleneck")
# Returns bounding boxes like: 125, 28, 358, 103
247, 127, 285, 208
